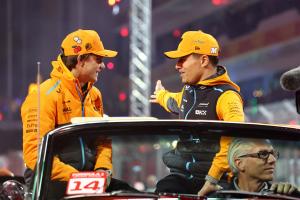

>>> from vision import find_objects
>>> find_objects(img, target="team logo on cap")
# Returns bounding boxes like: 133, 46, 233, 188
194, 40, 204, 44
72, 36, 82, 54
74, 36, 82, 44
85, 43, 92, 51
72, 46, 82, 54
210, 47, 218, 54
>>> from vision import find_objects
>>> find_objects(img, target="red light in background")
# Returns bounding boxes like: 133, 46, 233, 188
212, 0, 221, 6
120, 26, 129, 37
211, 0, 229, 6
116, 0, 121, 2
118, 92, 127, 102
288, 120, 297, 125
107, 62, 115, 70
139, 145, 147, 153
172, 29, 181, 38
0, 112, 3, 121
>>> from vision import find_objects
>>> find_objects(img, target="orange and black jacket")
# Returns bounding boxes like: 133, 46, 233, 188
156, 66, 244, 181
21, 55, 112, 182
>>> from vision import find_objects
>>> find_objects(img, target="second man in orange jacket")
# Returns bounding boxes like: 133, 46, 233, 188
150, 30, 245, 196
21, 29, 136, 199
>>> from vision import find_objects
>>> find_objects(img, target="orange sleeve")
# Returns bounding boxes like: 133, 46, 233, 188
28, 83, 38, 94
208, 90, 244, 180
22, 90, 79, 181
22, 91, 56, 170
156, 89, 183, 113
51, 157, 78, 181
92, 88, 112, 170
216, 90, 244, 122
94, 138, 113, 171
93, 87, 104, 116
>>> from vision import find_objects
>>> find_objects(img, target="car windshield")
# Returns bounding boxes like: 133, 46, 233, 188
32, 119, 300, 200
111, 137, 300, 193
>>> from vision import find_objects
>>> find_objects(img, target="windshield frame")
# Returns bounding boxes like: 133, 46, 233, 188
32, 119, 300, 199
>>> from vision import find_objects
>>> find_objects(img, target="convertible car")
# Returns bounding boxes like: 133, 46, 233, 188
19, 118, 300, 199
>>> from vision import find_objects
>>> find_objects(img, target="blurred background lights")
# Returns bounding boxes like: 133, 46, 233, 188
172, 29, 181, 38
165, 142, 171, 148
211, 0, 229, 6
0, 112, 3, 121
132, 165, 142, 172
118, 92, 127, 102
107, 62, 115, 70
108, 0, 117, 6
133, 181, 145, 191
288, 120, 297, 125
153, 143, 160, 150
172, 140, 178, 148
253, 89, 264, 98
112, 5, 120, 15
120, 26, 129, 37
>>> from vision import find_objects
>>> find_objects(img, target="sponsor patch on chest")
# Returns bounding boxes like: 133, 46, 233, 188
195, 109, 207, 116
198, 102, 209, 107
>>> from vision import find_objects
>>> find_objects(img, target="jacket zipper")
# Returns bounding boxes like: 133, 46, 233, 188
184, 88, 197, 146
75, 84, 86, 170
185, 88, 197, 119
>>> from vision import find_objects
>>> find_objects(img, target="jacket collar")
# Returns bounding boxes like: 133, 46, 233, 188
195, 65, 240, 92
233, 177, 269, 193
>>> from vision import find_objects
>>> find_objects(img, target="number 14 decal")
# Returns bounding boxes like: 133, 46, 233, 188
70, 180, 101, 191
66, 172, 107, 195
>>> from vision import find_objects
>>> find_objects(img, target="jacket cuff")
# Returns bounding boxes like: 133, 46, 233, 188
205, 175, 219, 185
95, 168, 112, 176
208, 165, 223, 181
156, 90, 166, 102
156, 90, 171, 112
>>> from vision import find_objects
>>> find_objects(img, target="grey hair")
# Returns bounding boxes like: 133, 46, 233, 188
227, 138, 272, 175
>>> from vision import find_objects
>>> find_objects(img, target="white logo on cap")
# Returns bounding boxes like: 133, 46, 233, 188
74, 36, 82, 44
210, 47, 218, 54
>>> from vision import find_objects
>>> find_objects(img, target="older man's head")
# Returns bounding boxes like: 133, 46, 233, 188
228, 138, 279, 182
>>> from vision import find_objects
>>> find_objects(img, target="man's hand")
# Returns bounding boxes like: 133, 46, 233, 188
197, 180, 223, 197
96, 169, 112, 190
150, 80, 165, 103
270, 182, 298, 195
0, 168, 14, 177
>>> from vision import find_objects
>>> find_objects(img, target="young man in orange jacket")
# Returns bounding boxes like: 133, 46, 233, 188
150, 30, 245, 196
21, 29, 135, 199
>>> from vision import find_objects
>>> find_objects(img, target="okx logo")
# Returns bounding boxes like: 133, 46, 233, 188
195, 110, 207, 116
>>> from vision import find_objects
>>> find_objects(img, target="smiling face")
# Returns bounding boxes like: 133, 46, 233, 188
236, 142, 277, 182
77, 54, 105, 84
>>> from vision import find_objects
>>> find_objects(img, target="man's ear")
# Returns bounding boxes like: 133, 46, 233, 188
77, 55, 84, 67
200, 55, 209, 67
235, 158, 246, 172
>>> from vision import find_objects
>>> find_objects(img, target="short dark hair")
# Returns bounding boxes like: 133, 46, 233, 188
60, 48, 91, 71
192, 53, 219, 66
208, 55, 219, 66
